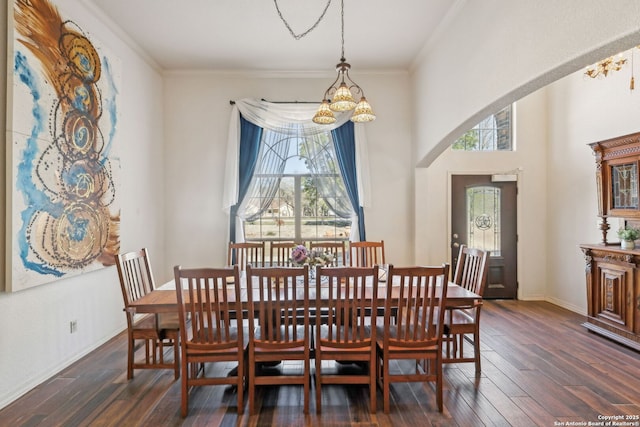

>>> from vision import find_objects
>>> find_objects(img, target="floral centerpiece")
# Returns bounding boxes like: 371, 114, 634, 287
290, 244, 335, 267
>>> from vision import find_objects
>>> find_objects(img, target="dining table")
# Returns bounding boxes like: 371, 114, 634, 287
129, 276, 482, 315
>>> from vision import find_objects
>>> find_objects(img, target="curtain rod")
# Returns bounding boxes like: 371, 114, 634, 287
229, 99, 318, 105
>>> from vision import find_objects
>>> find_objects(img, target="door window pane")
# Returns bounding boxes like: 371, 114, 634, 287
467, 186, 501, 256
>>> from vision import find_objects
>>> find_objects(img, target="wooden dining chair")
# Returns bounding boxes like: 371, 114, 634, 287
115, 248, 180, 380
173, 265, 246, 417
443, 244, 488, 374
268, 241, 296, 266
227, 241, 265, 270
349, 240, 385, 267
246, 265, 312, 414
376, 264, 450, 413
314, 266, 379, 414
309, 241, 347, 266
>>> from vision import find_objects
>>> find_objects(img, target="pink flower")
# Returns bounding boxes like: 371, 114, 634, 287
291, 245, 309, 264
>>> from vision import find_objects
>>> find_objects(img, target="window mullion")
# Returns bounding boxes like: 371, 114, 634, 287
295, 175, 302, 242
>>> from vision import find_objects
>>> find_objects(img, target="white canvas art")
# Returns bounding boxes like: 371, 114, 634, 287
5, 0, 121, 291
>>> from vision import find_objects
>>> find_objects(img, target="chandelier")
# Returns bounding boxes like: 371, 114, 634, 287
584, 53, 627, 79
584, 48, 640, 92
312, 0, 376, 124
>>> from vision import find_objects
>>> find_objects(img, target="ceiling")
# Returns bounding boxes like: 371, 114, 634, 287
85, 0, 455, 72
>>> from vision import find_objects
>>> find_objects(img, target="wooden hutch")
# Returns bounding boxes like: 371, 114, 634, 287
580, 131, 640, 351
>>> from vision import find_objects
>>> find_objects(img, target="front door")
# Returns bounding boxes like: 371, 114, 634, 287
451, 175, 517, 299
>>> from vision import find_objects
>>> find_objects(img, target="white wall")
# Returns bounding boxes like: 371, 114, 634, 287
0, 0, 165, 408
161, 71, 414, 278
415, 90, 549, 301
413, 0, 640, 168
545, 60, 640, 312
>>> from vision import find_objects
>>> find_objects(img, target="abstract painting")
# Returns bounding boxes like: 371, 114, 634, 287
6, 0, 120, 291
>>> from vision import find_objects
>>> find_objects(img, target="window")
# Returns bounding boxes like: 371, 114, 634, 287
226, 100, 366, 248
241, 129, 352, 242
452, 104, 513, 151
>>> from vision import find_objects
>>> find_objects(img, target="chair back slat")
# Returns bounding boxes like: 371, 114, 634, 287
174, 266, 243, 351
453, 245, 488, 295
349, 240, 385, 267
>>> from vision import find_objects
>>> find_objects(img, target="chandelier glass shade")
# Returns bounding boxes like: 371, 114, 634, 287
330, 81, 357, 111
312, 0, 375, 124
351, 97, 376, 123
313, 99, 337, 124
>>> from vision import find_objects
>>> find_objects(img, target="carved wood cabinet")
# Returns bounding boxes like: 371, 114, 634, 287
580, 244, 640, 351
582, 131, 640, 350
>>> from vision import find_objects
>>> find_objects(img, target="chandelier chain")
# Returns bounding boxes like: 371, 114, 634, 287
274, 0, 333, 40
340, 0, 345, 59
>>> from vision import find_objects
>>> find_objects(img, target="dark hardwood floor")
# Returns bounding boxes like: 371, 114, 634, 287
1, 301, 639, 426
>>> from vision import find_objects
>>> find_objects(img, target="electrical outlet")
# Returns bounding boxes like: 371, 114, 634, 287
70, 320, 78, 334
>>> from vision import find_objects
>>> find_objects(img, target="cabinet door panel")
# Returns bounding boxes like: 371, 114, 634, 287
595, 263, 632, 330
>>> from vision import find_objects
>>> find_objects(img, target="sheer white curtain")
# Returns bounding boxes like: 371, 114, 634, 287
301, 133, 352, 218
233, 131, 289, 241
223, 98, 371, 241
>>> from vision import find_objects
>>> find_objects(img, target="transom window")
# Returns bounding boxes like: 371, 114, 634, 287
242, 129, 352, 242
452, 104, 513, 151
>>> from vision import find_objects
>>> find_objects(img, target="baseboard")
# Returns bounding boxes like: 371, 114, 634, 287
516, 293, 545, 301
544, 296, 586, 316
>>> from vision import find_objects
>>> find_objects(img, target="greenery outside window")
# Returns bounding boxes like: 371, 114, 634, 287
452, 104, 513, 151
